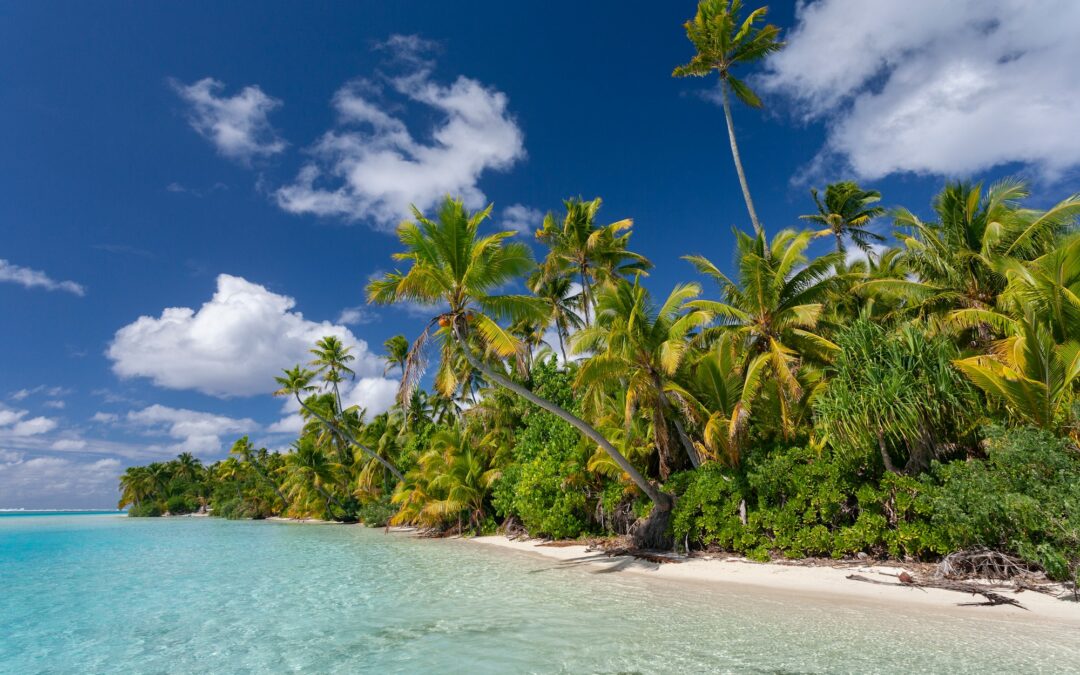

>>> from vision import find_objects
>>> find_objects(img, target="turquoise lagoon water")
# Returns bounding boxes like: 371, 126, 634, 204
2, 513, 1078, 674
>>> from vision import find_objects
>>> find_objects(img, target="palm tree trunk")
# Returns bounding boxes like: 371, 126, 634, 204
453, 324, 670, 510
720, 81, 766, 257
579, 268, 593, 326
876, 427, 899, 474
556, 326, 568, 364
293, 393, 405, 482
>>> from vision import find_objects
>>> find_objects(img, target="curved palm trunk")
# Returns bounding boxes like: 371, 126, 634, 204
453, 325, 670, 510
720, 82, 766, 259
250, 462, 290, 508
294, 393, 405, 482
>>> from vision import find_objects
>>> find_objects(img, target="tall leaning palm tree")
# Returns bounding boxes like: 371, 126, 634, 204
383, 335, 411, 378
800, 181, 886, 255
367, 197, 675, 540
674, 0, 784, 246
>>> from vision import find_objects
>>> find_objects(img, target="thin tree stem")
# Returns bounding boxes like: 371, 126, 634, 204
721, 82, 766, 257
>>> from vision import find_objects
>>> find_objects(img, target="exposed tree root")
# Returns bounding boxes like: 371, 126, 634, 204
846, 573, 1029, 610
629, 504, 674, 550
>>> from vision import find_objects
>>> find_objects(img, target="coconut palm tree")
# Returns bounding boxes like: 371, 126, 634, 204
173, 452, 203, 483
282, 437, 346, 518
535, 197, 651, 325
673, 0, 784, 245
860, 181, 1080, 335
383, 335, 411, 378
274, 366, 403, 481
529, 273, 583, 363
685, 228, 841, 436
954, 317, 1080, 438
309, 336, 355, 414
230, 436, 289, 508
367, 197, 675, 539
118, 466, 156, 509
800, 181, 886, 255
573, 277, 713, 476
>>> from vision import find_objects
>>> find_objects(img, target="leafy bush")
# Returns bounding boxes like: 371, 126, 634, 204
357, 498, 397, 527
127, 502, 162, 517
669, 444, 938, 561
922, 426, 1080, 580
165, 494, 197, 515
493, 359, 594, 539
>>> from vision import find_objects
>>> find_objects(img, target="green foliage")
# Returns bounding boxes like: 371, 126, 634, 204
126, 502, 162, 517
815, 320, 980, 472
670, 444, 939, 561
165, 494, 198, 515
357, 497, 397, 527
493, 359, 594, 538
922, 426, 1080, 580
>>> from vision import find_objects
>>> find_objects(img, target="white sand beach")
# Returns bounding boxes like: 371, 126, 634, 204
472, 535, 1080, 626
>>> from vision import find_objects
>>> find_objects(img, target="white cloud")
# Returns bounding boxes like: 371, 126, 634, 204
51, 439, 87, 451
274, 35, 525, 229
0, 259, 85, 296
43, 400, 65, 410
172, 77, 286, 164
761, 0, 1080, 180
0, 453, 122, 509
336, 305, 377, 325
108, 274, 386, 397
0, 408, 27, 426
501, 203, 543, 235
90, 412, 118, 424
11, 417, 58, 437
268, 375, 398, 434
128, 404, 257, 456
10, 385, 72, 401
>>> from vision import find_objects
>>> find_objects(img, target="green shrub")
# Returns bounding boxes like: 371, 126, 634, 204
127, 502, 162, 517
357, 498, 397, 527
165, 495, 197, 515
492, 358, 594, 539
922, 426, 1080, 579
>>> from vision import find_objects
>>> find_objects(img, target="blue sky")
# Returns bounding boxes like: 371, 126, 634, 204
3, 1, 1078, 508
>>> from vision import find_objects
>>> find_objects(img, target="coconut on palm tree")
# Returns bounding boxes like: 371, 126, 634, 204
674, 0, 784, 246
368, 196, 675, 546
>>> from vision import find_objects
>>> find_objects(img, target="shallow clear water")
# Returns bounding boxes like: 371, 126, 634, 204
2, 514, 1078, 674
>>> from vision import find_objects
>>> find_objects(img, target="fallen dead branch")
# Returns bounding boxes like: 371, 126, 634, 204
846, 573, 1028, 610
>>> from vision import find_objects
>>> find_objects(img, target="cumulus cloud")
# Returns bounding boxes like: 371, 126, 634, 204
128, 404, 257, 456
501, 204, 543, 235
761, 0, 1080, 180
51, 439, 87, 451
0, 452, 122, 509
172, 77, 287, 164
108, 274, 387, 397
274, 34, 525, 229
0, 259, 85, 296
90, 412, 118, 424
267, 375, 398, 434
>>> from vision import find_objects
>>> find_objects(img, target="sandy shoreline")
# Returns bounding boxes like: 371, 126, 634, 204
471, 535, 1080, 625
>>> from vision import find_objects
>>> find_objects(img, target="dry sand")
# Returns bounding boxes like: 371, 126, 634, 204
472, 535, 1080, 626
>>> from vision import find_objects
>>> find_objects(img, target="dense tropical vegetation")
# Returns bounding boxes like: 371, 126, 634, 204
119, 0, 1080, 583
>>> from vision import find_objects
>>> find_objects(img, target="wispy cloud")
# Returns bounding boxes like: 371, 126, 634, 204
0, 259, 85, 296
501, 203, 543, 235
336, 305, 378, 325
171, 77, 287, 164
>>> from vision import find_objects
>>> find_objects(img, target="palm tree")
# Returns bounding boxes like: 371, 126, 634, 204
383, 335, 410, 378
685, 228, 841, 436
173, 452, 203, 483
118, 466, 156, 510
573, 277, 712, 476
309, 336, 355, 414
274, 366, 404, 481
367, 197, 675, 538
230, 436, 289, 508
282, 437, 346, 518
674, 0, 784, 245
535, 197, 651, 325
800, 181, 886, 255
529, 273, 583, 363
954, 317, 1080, 438
860, 181, 1080, 336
